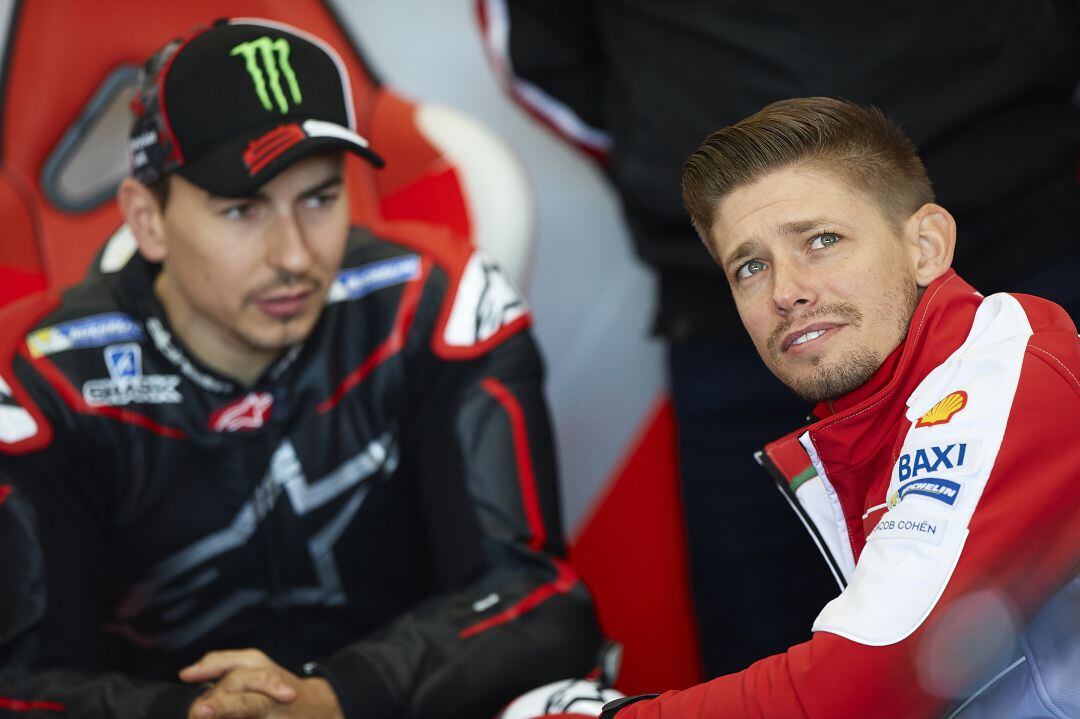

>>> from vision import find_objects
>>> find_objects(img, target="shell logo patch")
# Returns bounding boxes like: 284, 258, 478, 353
915, 391, 968, 428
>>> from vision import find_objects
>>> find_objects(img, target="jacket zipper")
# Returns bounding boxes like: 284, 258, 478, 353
755, 449, 847, 592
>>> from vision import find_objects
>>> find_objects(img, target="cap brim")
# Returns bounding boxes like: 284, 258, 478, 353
177, 119, 384, 197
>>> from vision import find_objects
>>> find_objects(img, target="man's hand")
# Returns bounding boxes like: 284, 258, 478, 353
180, 649, 344, 719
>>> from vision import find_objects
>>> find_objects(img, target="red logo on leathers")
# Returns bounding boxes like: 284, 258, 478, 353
210, 392, 274, 432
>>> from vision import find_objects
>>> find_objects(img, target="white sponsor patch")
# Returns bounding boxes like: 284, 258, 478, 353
444, 252, 528, 347
893, 438, 980, 483
83, 376, 182, 407
868, 514, 948, 546
887, 437, 981, 510
26, 313, 144, 358
104, 343, 142, 380
0, 376, 37, 444
327, 255, 420, 304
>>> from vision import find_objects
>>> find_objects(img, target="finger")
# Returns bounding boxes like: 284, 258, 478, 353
208, 667, 297, 705
224, 668, 297, 704
191, 690, 274, 719
180, 649, 271, 682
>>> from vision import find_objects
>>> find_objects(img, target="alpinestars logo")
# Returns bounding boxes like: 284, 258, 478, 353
210, 392, 274, 432
231, 37, 302, 114
106, 435, 399, 650
444, 252, 529, 347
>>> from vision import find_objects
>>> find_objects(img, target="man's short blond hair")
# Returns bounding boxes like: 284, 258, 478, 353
682, 97, 934, 253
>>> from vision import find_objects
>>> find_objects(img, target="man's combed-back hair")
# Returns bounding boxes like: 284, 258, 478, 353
682, 97, 934, 251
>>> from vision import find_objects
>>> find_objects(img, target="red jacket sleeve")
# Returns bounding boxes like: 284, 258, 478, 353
615, 339, 1080, 718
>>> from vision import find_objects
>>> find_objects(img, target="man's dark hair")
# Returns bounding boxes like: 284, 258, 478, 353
682, 97, 935, 255
145, 176, 170, 211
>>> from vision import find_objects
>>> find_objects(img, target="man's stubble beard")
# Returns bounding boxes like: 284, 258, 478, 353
238, 271, 326, 353
767, 272, 919, 404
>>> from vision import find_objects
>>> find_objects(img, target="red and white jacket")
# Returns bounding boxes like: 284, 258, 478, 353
610, 270, 1080, 718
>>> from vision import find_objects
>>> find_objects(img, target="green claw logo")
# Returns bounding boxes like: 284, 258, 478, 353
231, 37, 303, 114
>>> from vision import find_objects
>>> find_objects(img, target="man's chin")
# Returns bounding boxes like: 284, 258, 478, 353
242, 317, 319, 355
776, 349, 882, 404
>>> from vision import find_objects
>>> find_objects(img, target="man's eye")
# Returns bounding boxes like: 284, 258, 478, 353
303, 192, 339, 209
222, 203, 256, 220
736, 259, 768, 280
809, 232, 840, 250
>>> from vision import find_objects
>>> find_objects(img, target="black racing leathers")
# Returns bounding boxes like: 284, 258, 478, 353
0, 223, 602, 718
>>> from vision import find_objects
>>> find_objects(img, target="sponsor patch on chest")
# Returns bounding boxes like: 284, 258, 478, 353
914, 390, 968, 428
328, 255, 421, 304
888, 439, 978, 509
898, 478, 961, 506
868, 514, 948, 545
82, 344, 181, 406
895, 440, 977, 481
27, 313, 145, 357
210, 392, 274, 432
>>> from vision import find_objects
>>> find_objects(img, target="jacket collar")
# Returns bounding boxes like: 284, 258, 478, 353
809, 269, 980, 429
800, 270, 982, 505
112, 253, 304, 395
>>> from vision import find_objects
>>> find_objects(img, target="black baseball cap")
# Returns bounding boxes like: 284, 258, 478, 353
129, 18, 384, 197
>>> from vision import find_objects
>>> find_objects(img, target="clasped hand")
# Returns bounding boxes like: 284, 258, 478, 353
181, 649, 344, 719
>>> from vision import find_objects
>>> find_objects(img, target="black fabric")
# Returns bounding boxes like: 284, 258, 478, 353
506, 0, 1080, 341
668, 339, 839, 677
0, 488, 44, 644
0, 227, 601, 718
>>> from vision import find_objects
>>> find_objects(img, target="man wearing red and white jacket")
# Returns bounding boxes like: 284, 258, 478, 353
602, 98, 1080, 718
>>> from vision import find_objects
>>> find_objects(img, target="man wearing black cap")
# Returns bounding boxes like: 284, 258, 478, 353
0, 19, 600, 719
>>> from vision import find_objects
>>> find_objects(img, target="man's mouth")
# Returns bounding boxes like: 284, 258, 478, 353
792, 329, 826, 345
255, 290, 313, 319
781, 323, 844, 353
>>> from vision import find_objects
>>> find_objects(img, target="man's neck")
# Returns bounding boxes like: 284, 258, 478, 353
154, 273, 279, 388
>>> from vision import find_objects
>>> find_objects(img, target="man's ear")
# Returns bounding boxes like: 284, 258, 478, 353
116, 178, 167, 262
904, 203, 956, 287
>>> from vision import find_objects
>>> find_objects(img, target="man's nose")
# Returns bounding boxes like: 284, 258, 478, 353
770, 262, 817, 314
266, 212, 314, 276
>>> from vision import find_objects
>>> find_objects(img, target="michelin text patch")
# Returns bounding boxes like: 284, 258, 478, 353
897, 478, 961, 506
328, 255, 421, 304
27, 313, 144, 358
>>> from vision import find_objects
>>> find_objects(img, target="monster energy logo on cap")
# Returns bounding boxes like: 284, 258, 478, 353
130, 19, 384, 197
231, 37, 303, 114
